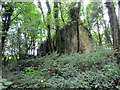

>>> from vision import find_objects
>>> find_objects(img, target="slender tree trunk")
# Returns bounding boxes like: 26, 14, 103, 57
59, 2, 65, 25
2, 3, 14, 64
96, 21, 102, 45
46, 0, 53, 53
17, 27, 22, 59
38, 1, 46, 25
93, 31, 99, 45
54, 1, 61, 53
32, 37, 36, 56
106, 2, 120, 64
0, 4, 2, 70
103, 20, 112, 45
2, 3, 13, 50
118, 1, 120, 25
0, 35, 2, 71
76, 2, 81, 52
118, 1, 120, 64
101, 6, 112, 45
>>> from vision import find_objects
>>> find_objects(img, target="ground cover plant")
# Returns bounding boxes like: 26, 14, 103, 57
2, 48, 120, 89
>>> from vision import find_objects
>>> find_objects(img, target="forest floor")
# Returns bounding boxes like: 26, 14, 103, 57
1, 48, 120, 89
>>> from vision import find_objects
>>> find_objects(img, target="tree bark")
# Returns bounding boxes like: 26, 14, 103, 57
76, 2, 81, 52
38, 1, 46, 25
2, 3, 14, 51
0, 35, 2, 71
106, 2, 120, 64
118, 1, 120, 25
59, 2, 65, 25
0, 3, 2, 71
2, 3, 14, 65
54, 1, 61, 53
96, 21, 102, 45
103, 20, 112, 45
46, 0, 53, 53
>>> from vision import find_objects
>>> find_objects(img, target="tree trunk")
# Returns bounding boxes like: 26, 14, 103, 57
17, 27, 22, 59
54, 1, 61, 53
103, 20, 112, 45
2, 3, 13, 50
0, 4, 2, 70
46, 0, 53, 53
96, 21, 102, 45
106, 2, 120, 64
118, 1, 120, 25
76, 2, 81, 52
2, 3, 14, 64
0, 37, 2, 71
59, 2, 65, 25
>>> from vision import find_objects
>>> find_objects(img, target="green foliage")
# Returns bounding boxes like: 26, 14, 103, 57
1, 2, 119, 89
43, 48, 119, 88
0, 78, 13, 89
3, 2, 43, 62
24, 67, 36, 74
4, 48, 119, 89
41, 68, 51, 72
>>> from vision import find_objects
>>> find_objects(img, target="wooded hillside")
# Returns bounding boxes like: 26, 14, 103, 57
0, 1, 120, 89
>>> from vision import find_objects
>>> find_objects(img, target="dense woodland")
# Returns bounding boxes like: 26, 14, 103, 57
0, 0, 120, 89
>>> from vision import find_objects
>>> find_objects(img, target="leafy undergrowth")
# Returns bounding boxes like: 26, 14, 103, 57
2, 48, 120, 89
